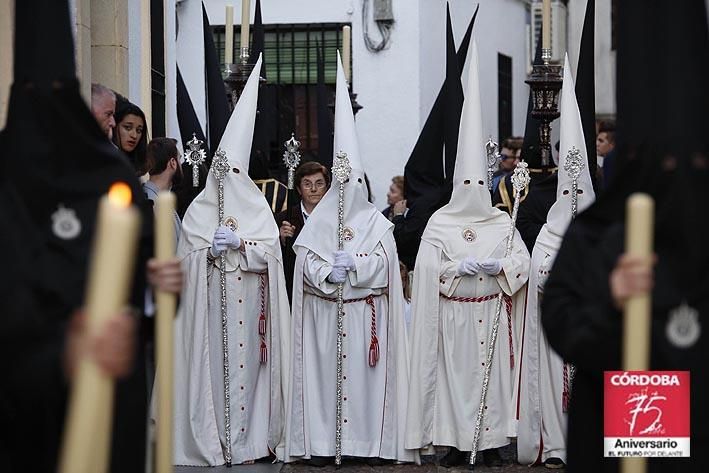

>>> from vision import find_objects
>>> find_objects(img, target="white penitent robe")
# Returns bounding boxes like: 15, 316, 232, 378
286, 235, 416, 463
406, 234, 529, 453
516, 243, 567, 464
173, 241, 290, 466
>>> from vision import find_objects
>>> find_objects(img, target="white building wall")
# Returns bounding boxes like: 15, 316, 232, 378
417, 0, 529, 179
566, 0, 615, 119
204, 0, 529, 205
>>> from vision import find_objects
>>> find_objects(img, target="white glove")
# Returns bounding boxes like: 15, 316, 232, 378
211, 226, 241, 256
479, 258, 503, 275
538, 270, 549, 294
457, 256, 480, 276
334, 250, 355, 270
327, 265, 348, 283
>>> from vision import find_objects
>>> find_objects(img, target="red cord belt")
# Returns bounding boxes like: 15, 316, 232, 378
440, 292, 515, 369
314, 292, 386, 367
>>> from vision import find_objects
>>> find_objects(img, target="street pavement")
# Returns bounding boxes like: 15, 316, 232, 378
174, 443, 563, 472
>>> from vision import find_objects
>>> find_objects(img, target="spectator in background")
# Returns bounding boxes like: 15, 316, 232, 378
491, 136, 523, 192
90, 83, 116, 140
382, 175, 405, 221
113, 97, 150, 176
597, 121, 617, 188
143, 138, 183, 244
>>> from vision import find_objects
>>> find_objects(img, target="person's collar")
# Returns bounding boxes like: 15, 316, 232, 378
143, 179, 159, 194
300, 201, 311, 220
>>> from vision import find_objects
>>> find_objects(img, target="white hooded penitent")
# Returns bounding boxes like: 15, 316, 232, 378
172, 55, 291, 466
406, 40, 530, 453
516, 54, 596, 466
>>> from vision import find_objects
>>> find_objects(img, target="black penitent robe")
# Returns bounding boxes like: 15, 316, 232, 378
392, 186, 451, 270
274, 203, 306, 301
516, 172, 558, 253
0, 81, 154, 473
493, 170, 558, 253
542, 222, 707, 473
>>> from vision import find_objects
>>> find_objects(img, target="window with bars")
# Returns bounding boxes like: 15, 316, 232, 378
212, 23, 348, 172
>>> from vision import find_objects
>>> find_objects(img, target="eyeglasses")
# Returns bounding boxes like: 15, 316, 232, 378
302, 181, 327, 190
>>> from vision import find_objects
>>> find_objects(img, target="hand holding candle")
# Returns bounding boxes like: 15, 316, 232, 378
59, 182, 141, 473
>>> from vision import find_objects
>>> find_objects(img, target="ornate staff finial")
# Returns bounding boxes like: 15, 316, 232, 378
563, 146, 585, 219
282, 133, 302, 189
485, 137, 501, 191
211, 149, 231, 184
511, 160, 531, 199
333, 150, 352, 185
185, 133, 207, 187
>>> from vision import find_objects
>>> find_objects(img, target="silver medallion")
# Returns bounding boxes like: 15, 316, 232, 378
666, 302, 701, 348
462, 227, 477, 243
223, 216, 239, 232
342, 226, 355, 241
51, 204, 81, 240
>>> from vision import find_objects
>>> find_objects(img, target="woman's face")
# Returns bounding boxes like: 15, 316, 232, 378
117, 113, 144, 153
386, 183, 404, 206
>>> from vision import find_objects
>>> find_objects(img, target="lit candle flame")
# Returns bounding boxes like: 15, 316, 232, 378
108, 182, 132, 208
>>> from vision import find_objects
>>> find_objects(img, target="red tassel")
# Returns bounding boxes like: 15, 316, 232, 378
562, 391, 569, 413
368, 336, 379, 367
258, 314, 266, 336
260, 340, 268, 364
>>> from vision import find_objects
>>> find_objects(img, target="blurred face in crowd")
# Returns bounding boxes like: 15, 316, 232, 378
386, 183, 404, 206
116, 114, 144, 153
91, 93, 116, 139
596, 132, 615, 157
298, 172, 328, 209
500, 146, 521, 172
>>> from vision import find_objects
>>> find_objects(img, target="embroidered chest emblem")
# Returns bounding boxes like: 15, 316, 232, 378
666, 302, 701, 348
462, 227, 477, 243
51, 204, 81, 240
342, 226, 355, 241
223, 216, 239, 232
